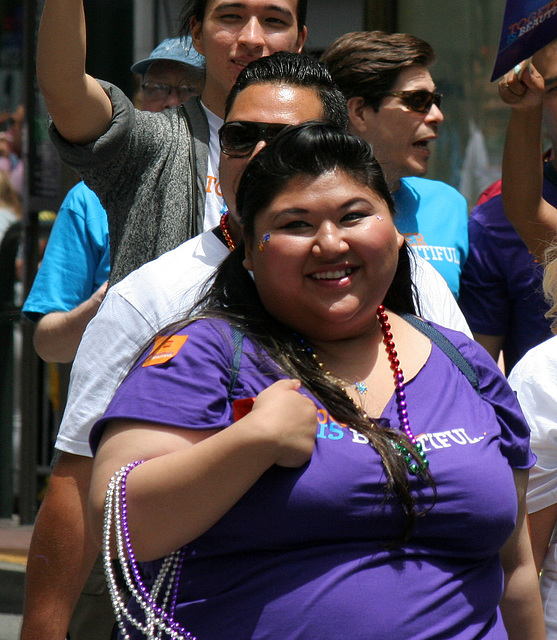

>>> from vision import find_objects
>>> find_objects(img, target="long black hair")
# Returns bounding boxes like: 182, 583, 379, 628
190, 123, 434, 542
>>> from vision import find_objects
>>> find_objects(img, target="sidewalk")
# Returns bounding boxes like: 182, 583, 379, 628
0, 518, 31, 616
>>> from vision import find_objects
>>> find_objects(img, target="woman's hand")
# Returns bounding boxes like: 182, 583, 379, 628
251, 379, 318, 468
90, 379, 318, 558
499, 60, 545, 109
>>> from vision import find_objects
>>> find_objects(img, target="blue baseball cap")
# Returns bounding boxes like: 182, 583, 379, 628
131, 37, 205, 76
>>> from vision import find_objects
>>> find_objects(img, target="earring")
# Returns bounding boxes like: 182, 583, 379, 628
377, 216, 384, 221
258, 233, 271, 252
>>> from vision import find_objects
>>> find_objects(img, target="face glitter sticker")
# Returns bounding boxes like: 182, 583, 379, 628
258, 232, 271, 252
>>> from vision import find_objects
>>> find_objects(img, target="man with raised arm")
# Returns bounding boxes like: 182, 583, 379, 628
36, 0, 307, 284
23, 37, 205, 365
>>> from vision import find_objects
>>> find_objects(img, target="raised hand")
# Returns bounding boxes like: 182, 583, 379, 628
499, 60, 545, 109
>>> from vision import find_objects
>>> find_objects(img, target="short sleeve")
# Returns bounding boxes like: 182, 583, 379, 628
508, 340, 557, 513
22, 182, 110, 321
459, 211, 509, 336
435, 324, 535, 469
90, 319, 238, 452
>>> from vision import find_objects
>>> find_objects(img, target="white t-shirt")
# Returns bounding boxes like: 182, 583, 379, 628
55, 240, 471, 457
202, 103, 225, 231
508, 334, 557, 639
55, 231, 228, 456
509, 335, 557, 553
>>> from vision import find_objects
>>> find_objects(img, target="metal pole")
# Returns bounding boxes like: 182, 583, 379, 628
0, 222, 23, 518
19, 0, 64, 524
19, 0, 41, 525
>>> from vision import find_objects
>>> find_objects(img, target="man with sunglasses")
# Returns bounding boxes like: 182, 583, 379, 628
322, 30, 468, 299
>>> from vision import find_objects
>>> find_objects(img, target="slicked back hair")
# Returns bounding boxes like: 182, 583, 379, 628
321, 30, 435, 112
225, 52, 349, 131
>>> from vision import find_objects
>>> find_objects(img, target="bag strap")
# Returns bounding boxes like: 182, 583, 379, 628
400, 313, 482, 397
179, 102, 200, 240
228, 326, 244, 400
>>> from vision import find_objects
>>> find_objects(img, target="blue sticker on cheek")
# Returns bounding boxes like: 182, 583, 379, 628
258, 233, 271, 252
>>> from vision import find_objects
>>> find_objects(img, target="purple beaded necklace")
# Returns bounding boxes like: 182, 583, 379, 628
103, 461, 195, 640
377, 305, 428, 475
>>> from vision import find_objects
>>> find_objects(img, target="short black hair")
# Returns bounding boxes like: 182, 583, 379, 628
225, 52, 349, 130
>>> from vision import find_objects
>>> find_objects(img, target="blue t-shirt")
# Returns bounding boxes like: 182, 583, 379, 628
458, 163, 557, 374
393, 177, 469, 298
22, 181, 110, 322
93, 318, 533, 640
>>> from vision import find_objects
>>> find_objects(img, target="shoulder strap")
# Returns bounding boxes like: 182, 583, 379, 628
228, 326, 244, 400
179, 103, 199, 240
179, 100, 210, 240
400, 313, 482, 396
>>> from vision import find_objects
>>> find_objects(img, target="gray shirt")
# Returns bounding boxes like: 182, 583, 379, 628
49, 82, 209, 284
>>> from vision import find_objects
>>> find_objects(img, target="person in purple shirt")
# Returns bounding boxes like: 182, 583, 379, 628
88, 124, 543, 640
458, 170, 555, 374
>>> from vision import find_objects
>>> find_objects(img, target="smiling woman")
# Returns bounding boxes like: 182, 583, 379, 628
240, 144, 404, 342
89, 123, 543, 640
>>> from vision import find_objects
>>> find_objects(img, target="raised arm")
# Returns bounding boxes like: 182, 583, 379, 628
36, 0, 113, 143
500, 62, 557, 262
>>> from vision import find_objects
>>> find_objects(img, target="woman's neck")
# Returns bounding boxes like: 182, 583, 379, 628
307, 312, 431, 418
309, 319, 385, 384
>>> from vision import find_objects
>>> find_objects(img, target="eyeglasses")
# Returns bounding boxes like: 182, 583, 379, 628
141, 81, 201, 102
382, 89, 442, 113
219, 121, 289, 157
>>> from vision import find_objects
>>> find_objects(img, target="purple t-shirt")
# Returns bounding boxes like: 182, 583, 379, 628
458, 163, 557, 374
94, 319, 533, 640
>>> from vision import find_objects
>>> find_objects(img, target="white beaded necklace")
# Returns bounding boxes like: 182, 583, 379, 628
103, 461, 195, 640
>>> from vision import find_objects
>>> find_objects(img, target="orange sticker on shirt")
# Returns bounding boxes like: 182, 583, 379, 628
142, 335, 189, 367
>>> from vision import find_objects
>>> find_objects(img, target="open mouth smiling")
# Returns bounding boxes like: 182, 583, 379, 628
310, 267, 356, 280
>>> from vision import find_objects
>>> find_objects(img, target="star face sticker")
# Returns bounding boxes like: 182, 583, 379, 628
355, 381, 368, 395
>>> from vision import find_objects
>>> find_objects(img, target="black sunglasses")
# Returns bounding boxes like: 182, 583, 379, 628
382, 89, 442, 113
219, 121, 289, 157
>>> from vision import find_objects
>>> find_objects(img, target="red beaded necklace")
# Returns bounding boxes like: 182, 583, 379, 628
220, 213, 236, 252
301, 305, 429, 476
377, 305, 428, 475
